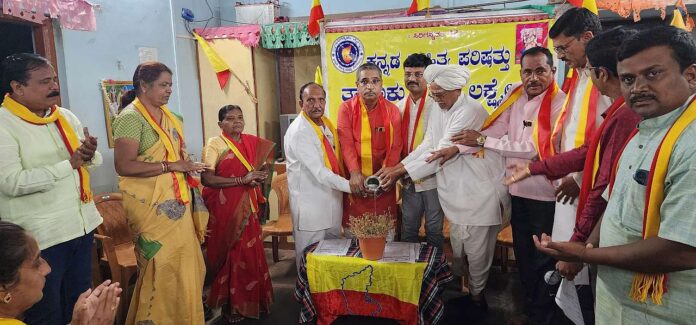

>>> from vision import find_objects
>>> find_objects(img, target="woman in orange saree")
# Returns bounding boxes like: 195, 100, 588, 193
201, 105, 275, 323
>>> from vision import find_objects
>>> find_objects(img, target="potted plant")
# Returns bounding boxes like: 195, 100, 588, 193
348, 212, 395, 260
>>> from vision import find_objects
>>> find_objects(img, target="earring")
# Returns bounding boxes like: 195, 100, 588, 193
1, 292, 11, 304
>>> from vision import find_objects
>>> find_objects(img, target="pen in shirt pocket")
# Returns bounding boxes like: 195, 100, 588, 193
522, 120, 533, 129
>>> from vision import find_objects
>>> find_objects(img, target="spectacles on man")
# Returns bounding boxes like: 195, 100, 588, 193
553, 37, 577, 55
428, 88, 453, 99
358, 78, 382, 87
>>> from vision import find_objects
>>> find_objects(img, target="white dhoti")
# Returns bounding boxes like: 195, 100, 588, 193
449, 224, 500, 295
552, 195, 590, 325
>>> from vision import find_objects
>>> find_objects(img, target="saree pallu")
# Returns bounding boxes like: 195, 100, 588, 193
203, 134, 275, 319
119, 116, 208, 325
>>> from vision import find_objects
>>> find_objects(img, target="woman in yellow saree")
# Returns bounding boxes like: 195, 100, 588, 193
112, 62, 209, 325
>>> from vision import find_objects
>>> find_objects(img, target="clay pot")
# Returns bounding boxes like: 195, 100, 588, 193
358, 237, 387, 260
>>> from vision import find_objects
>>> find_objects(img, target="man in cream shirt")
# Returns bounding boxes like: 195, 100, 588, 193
378, 65, 509, 310
0, 53, 102, 325
285, 82, 355, 267
394, 53, 443, 247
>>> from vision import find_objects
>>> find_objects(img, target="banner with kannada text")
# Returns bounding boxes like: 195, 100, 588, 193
324, 19, 549, 120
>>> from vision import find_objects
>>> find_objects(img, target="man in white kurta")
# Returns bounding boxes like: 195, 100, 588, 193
285, 82, 353, 267
378, 65, 509, 307
549, 8, 612, 245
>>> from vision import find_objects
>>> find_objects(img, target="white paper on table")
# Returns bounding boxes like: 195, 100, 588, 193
379, 242, 420, 263
313, 239, 351, 256
555, 275, 587, 325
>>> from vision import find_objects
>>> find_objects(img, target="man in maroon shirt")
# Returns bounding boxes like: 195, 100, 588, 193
507, 27, 641, 280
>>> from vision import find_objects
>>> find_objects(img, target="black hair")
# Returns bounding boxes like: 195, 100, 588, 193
298, 82, 326, 101
218, 104, 243, 122
586, 26, 638, 77
120, 61, 173, 108
617, 25, 696, 72
403, 53, 432, 68
0, 221, 29, 287
355, 62, 382, 82
520, 47, 554, 67
549, 7, 602, 39
0, 53, 51, 96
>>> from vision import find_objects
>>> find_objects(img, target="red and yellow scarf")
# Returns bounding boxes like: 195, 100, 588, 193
609, 96, 696, 305
220, 133, 265, 213
481, 82, 558, 160
302, 111, 343, 176
401, 89, 428, 156
133, 98, 198, 204
3, 94, 92, 202
552, 68, 601, 150
353, 96, 393, 176
576, 97, 625, 219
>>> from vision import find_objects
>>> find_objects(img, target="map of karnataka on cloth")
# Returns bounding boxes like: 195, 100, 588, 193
307, 253, 426, 325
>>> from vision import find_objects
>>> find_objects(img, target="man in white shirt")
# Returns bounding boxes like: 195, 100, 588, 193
394, 53, 444, 247
285, 82, 355, 267
378, 65, 509, 311
0, 53, 102, 325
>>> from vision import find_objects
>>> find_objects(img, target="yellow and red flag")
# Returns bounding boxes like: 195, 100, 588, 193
407, 0, 429, 15
671, 9, 687, 30
307, 254, 424, 324
568, 0, 598, 15
308, 0, 324, 37
192, 31, 231, 89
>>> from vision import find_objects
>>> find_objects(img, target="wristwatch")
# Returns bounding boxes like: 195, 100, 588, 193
476, 134, 487, 146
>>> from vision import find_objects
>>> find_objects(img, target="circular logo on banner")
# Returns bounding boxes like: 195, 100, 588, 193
331, 35, 364, 73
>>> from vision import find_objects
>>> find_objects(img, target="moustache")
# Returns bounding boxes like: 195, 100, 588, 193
47, 91, 60, 98
526, 82, 542, 88
407, 82, 419, 86
630, 94, 657, 105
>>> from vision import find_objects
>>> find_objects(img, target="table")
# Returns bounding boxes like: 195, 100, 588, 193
294, 240, 453, 325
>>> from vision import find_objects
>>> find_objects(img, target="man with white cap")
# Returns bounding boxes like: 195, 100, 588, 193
378, 64, 509, 310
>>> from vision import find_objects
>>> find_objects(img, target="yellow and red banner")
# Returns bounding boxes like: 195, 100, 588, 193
323, 17, 550, 122
307, 253, 425, 325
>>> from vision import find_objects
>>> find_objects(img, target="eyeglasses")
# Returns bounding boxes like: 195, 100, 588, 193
358, 78, 382, 87
553, 38, 577, 55
428, 88, 453, 99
